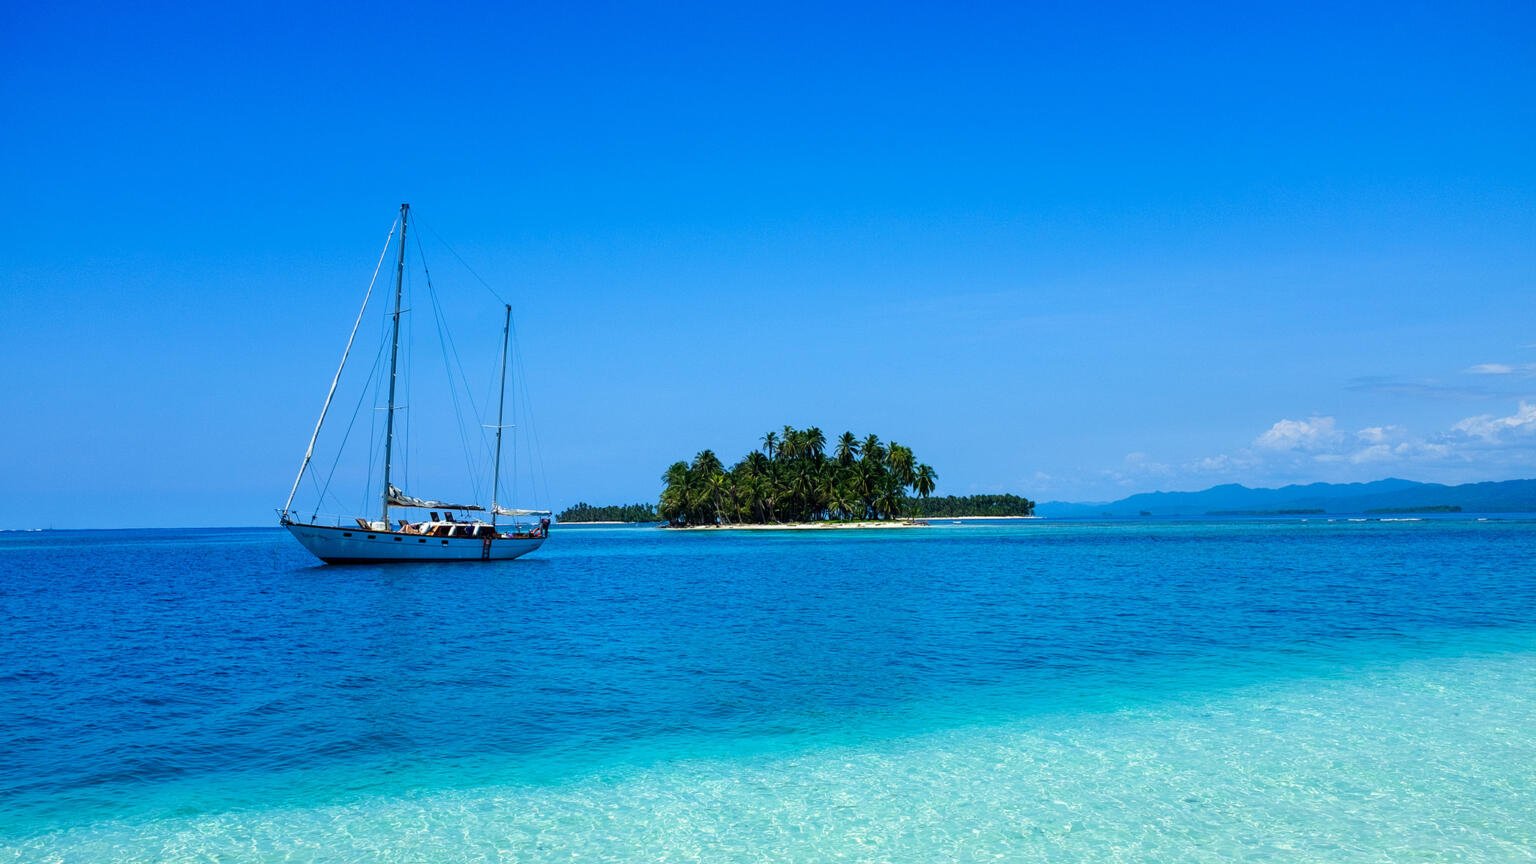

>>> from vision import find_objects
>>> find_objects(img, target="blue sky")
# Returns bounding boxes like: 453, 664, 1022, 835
3, 1, 1534, 526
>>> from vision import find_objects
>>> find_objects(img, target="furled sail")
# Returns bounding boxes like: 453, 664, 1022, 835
493, 504, 552, 517
386, 484, 486, 511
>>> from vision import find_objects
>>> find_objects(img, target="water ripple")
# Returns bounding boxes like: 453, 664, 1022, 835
1, 519, 1534, 847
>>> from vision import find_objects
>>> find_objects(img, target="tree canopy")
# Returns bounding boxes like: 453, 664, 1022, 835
557, 502, 659, 523
904, 494, 1036, 518
658, 425, 938, 526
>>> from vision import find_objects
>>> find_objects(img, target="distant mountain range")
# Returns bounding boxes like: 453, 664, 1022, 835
1036, 478, 1536, 517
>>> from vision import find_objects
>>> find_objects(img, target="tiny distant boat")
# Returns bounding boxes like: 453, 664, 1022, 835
278, 204, 551, 563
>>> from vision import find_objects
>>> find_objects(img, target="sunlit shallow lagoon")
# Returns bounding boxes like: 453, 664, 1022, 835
3, 518, 1534, 861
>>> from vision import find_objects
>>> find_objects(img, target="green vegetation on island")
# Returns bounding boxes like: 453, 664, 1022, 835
1365, 504, 1462, 514
905, 494, 1036, 518
558, 502, 659, 523
659, 426, 938, 526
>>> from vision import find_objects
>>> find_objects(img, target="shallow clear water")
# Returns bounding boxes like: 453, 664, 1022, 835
3, 518, 1535, 860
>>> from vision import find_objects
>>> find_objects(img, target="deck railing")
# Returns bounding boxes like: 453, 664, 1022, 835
278, 509, 545, 533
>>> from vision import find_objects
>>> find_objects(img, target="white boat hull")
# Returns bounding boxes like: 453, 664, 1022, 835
285, 523, 545, 564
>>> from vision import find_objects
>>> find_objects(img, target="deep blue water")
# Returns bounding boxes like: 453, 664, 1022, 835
3, 518, 1536, 856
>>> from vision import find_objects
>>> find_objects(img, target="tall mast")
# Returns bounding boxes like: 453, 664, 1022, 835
491, 304, 511, 528
279, 218, 397, 524
380, 202, 409, 525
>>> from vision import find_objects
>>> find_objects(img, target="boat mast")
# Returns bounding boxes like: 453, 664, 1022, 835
491, 304, 511, 528
279, 219, 398, 524
380, 202, 409, 525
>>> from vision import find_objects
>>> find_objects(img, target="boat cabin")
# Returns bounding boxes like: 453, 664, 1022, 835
355, 510, 548, 540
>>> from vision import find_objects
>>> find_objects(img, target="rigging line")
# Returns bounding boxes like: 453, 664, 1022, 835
504, 316, 522, 507
485, 342, 509, 504
416, 213, 510, 307
480, 322, 506, 504
513, 322, 525, 506
281, 217, 398, 517
421, 235, 507, 502
418, 239, 471, 495
509, 318, 552, 508
315, 319, 393, 509
415, 212, 523, 504
420, 243, 487, 502
304, 472, 347, 525
365, 283, 394, 516
500, 304, 525, 508
415, 231, 485, 421
400, 264, 413, 495
516, 364, 522, 507
305, 467, 348, 520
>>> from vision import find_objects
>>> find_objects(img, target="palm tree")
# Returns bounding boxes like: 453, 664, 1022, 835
745, 450, 771, 476
876, 481, 904, 520
861, 434, 885, 468
692, 449, 723, 477
761, 430, 778, 461
804, 427, 827, 462
739, 473, 768, 522
827, 470, 859, 520
707, 471, 733, 524
660, 461, 691, 524
780, 425, 798, 460
835, 431, 861, 466
914, 464, 937, 499
779, 427, 802, 462
792, 461, 821, 520
760, 475, 780, 523
688, 450, 724, 523
817, 471, 841, 520
888, 443, 916, 489
663, 461, 689, 488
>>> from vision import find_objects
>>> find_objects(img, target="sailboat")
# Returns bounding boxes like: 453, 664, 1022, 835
279, 203, 551, 563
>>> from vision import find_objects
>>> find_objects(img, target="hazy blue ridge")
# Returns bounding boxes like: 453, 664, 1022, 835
1036, 478, 1536, 517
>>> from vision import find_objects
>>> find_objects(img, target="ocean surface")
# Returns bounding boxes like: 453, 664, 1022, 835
2, 518, 1535, 861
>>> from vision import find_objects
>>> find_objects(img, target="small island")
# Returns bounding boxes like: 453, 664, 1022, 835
557, 502, 659, 523
658, 425, 939, 528
558, 427, 1037, 529
906, 493, 1036, 518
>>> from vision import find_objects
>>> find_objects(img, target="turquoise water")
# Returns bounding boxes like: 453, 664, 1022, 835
3, 519, 1535, 860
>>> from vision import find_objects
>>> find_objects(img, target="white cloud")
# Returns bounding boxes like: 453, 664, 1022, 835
1192, 454, 1241, 472
1344, 440, 1449, 464
1451, 402, 1536, 442
1025, 471, 1057, 493
1355, 425, 1404, 444
1464, 362, 1536, 377
1122, 452, 1168, 471
1100, 452, 1175, 487
1254, 417, 1342, 451
1111, 402, 1536, 492
1346, 443, 1395, 463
